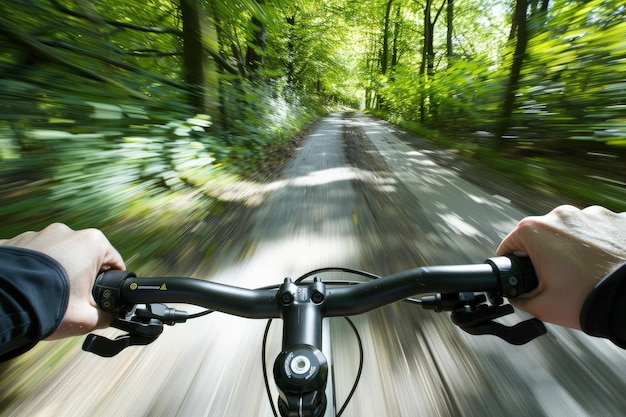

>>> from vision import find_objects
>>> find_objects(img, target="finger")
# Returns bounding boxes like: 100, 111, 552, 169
1, 230, 37, 247
102, 245, 126, 271
91, 230, 126, 271
544, 205, 590, 231
508, 297, 529, 311
35, 223, 75, 245
5, 224, 74, 251
496, 215, 543, 256
95, 310, 116, 330
73, 228, 125, 268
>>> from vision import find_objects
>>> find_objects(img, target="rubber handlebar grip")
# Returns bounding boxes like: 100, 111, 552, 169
92, 269, 136, 311
507, 255, 539, 296
485, 255, 538, 299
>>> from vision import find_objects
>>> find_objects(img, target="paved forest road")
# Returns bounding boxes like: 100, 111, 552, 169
2, 113, 626, 417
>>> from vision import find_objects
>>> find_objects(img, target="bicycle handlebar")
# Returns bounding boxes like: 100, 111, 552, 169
84, 255, 546, 417
92, 255, 536, 318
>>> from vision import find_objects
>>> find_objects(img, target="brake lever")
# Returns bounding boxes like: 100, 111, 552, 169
82, 316, 163, 357
451, 303, 547, 345
421, 292, 547, 345
83, 328, 161, 357
82, 304, 188, 357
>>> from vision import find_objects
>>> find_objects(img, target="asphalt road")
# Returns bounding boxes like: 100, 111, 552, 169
2, 112, 626, 417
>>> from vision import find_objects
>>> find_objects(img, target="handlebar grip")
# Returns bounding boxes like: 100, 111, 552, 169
485, 255, 538, 299
93, 270, 136, 312
509, 256, 539, 296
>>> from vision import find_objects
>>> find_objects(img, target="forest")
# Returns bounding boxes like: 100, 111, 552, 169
1, 0, 625, 265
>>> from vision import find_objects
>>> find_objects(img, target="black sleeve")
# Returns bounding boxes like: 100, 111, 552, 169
0, 247, 70, 362
580, 262, 626, 348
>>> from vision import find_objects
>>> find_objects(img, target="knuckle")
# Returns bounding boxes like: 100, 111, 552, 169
44, 222, 73, 233
551, 204, 579, 217
77, 227, 107, 243
516, 215, 542, 231
582, 205, 613, 215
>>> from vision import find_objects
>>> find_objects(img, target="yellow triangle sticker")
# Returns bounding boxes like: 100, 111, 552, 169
160, 283, 167, 291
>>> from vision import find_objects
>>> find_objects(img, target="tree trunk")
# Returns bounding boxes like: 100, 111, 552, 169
285, 11, 297, 87
245, 0, 266, 77
180, 0, 207, 113
381, 0, 393, 76
420, 0, 443, 122
507, 0, 518, 41
391, 5, 401, 74
419, 0, 431, 123
496, 0, 534, 140
446, 0, 454, 61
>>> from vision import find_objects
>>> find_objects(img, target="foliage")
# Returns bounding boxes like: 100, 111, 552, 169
515, 0, 626, 144
0, 0, 331, 266
356, 0, 625, 147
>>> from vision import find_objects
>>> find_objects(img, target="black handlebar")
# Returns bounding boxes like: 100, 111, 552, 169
84, 255, 544, 417
92, 255, 537, 317
93, 269, 280, 318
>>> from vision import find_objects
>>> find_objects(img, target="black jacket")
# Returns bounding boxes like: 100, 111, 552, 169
580, 262, 626, 348
0, 247, 69, 362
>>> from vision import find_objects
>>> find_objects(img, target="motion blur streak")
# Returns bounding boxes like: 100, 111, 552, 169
2, 113, 626, 417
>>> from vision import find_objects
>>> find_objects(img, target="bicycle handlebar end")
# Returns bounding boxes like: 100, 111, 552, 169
486, 255, 538, 299
93, 270, 137, 312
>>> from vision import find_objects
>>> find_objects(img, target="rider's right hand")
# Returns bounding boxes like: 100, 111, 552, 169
496, 205, 626, 330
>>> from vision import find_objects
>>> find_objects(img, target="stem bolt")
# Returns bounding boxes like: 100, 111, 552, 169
290, 355, 311, 375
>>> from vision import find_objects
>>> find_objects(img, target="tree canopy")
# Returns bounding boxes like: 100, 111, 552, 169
3, 0, 624, 144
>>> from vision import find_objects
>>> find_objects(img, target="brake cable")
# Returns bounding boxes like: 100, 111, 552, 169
260, 266, 397, 417
182, 267, 420, 417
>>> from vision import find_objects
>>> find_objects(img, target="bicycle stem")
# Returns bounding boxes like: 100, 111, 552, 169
278, 277, 326, 348
274, 277, 329, 417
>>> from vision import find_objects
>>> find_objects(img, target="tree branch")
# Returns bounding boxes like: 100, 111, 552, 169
128, 49, 181, 57
0, 18, 150, 100
48, 0, 182, 36
205, 47, 241, 76
433, 0, 447, 26
39, 39, 186, 89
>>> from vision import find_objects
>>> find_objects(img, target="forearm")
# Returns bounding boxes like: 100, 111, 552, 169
0, 247, 69, 362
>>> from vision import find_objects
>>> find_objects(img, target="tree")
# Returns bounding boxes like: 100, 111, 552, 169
496, 0, 549, 140
381, 0, 394, 76
245, 0, 267, 76
446, 0, 454, 60
418, 0, 447, 123
180, 0, 208, 112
